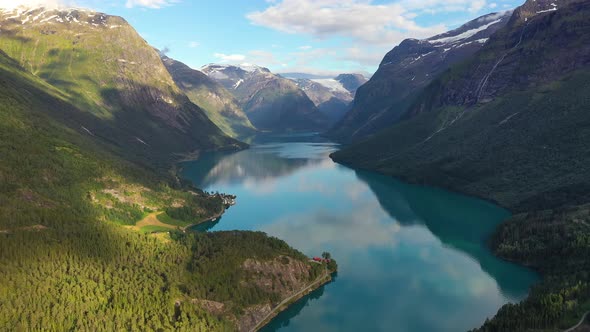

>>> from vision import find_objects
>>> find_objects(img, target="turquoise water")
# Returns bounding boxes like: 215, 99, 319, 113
182, 134, 538, 332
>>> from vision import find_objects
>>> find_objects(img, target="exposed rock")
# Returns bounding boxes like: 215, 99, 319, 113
192, 299, 226, 316
201, 64, 329, 131
328, 10, 512, 142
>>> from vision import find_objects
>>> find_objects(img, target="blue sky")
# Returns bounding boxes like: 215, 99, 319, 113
7, 0, 524, 75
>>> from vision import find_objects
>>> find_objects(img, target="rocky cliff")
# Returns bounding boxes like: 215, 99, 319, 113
328, 10, 512, 142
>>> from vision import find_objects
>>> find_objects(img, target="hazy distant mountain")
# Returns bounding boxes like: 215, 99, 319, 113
289, 74, 368, 123
201, 64, 329, 132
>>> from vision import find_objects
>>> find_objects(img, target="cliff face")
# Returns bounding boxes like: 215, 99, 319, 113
192, 255, 326, 332
237, 257, 317, 331
408, 0, 590, 118
328, 11, 512, 142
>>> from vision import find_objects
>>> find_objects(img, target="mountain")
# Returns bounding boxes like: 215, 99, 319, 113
0, 8, 330, 332
332, 0, 590, 330
328, 10, 512, 142
161, 55, 256, 138
335, 73, 367, 92
0, 7, 242, 166
201, 64, 329, 131
289, 74, 368, 123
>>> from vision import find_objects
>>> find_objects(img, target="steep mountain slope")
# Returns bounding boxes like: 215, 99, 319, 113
161, 55, 256, 138
0, 7, 242, 166
201, 64, 329, 131
290, 74, 367, 123
333, 0, 590, 225
335, 73, 367, 93
0, 26, 327, 332
328, 10, 512, 142
333, 1, 590, 330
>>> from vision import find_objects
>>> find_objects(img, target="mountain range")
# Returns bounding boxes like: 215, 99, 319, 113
289, 74, 367, 123
161, 55, 256, 138
201, 63, 329, 132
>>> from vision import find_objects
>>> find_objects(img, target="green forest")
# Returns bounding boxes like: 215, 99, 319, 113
0, 42, 316, 330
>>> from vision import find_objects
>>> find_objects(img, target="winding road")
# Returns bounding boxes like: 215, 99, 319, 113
564, 311, 589, 332
250, 269, 330, 332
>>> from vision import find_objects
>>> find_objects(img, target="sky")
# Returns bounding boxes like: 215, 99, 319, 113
1, 0, 523, 76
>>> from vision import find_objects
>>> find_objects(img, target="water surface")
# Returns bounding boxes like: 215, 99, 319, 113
182, 134, 537, 332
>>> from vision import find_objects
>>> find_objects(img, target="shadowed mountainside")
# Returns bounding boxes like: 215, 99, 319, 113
202, 64, 329, 132
161, 55, 256, 138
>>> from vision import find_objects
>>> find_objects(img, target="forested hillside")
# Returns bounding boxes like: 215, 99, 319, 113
333, 1, 590, 330
0, 16, 321, 332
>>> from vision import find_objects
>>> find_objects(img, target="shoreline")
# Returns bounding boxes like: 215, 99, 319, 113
173, 152, 337, 332
181, 205, 227, 232
328, 156, 579, 330
250, 271, 334, 332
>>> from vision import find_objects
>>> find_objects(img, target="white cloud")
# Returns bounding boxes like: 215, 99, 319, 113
245, 0, 494, 47
213, 53, 246, 62
246, 0, 499, 74
341, 46, 385, 66
188, 41, 200, 48
125, 0, 178, 9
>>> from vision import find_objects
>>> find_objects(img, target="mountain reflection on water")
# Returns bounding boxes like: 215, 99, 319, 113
181, 133, 537, 332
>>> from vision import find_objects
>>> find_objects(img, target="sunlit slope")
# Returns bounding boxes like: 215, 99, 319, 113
0, 7, 243, 164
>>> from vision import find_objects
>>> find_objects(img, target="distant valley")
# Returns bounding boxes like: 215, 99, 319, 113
200, 63, 329, 132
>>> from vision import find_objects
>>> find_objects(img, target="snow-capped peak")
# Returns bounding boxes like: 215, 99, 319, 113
200, 63, 271, 77
0, 6, 115, 28
238, 63, 264, 73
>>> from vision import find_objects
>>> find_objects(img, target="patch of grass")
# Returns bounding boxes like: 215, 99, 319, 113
140, 225, 176, 234
157, 212, 193, 227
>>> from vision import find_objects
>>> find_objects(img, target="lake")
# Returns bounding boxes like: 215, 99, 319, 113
181, 133, 538, 332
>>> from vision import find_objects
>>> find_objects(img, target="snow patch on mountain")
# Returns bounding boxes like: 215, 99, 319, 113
233, 79, 244, 89
310, 79, 348, 93
1, 6, 110, 28
429, 19, 502, 45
